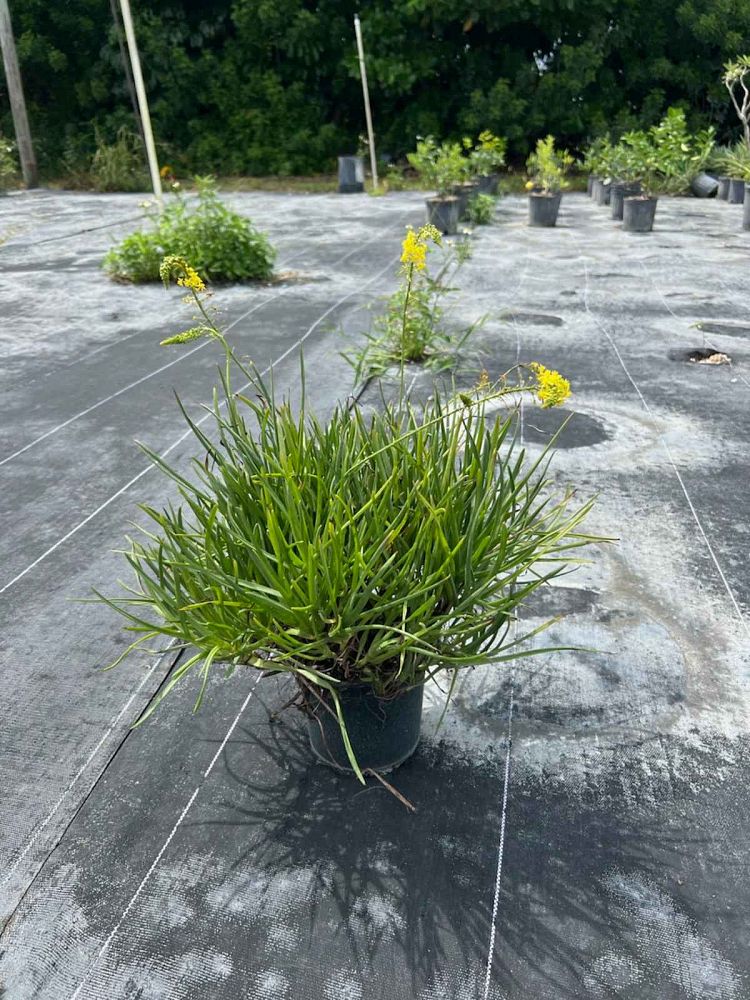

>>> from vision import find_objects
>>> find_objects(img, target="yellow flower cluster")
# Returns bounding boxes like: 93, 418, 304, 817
159, 255, 206, 293
400, 224, 442, 271
177, 265, 206, 293
531, 362, 571, 408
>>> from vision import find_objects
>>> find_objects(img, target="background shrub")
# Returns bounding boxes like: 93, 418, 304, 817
5, 0, 750, 177
104, 176, 276, 283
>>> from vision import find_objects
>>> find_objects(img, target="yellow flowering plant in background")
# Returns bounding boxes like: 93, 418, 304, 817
346, 225, 481, 379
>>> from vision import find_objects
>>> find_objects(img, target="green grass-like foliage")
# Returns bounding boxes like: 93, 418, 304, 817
101, 348, 595, 779
103, 176, 275, 283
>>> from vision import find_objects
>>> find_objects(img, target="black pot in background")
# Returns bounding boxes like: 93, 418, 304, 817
623, 195, 658, 233
594, 179, 612, 206
690, 172, 719, 198
476, 173, 499, 196
717, 176, 730, 200
728, 178, 746, 204
587, 175, 595, 196
452, 181, 479, 219
337, 155, 365, 194
426, 195, 460, 235
307, 683, 424, 773
743, 184, 750, 231
611, 181, 641, 220
528, 191, 562, 227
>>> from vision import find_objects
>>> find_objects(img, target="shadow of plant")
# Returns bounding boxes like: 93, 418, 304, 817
183, 678, 747, 999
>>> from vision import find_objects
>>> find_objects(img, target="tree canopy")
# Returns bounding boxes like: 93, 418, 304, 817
3, 0, 749, 176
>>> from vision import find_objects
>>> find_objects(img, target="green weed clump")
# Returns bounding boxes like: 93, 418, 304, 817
467, 193, 496, 224
103, 176, 275, 283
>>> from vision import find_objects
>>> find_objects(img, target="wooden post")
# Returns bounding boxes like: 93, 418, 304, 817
118, 0, 162, 205
354, 14, 378, 191
0, 0, 37, 188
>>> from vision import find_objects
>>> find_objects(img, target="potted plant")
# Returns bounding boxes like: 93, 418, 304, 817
468, 130, 507, 195
708, 146, 732, 199
647, 107, 715, 198
718, 141, 750, 203
591, 137, 616, 205
526, 135, 573, 227
98, 242, 599, 786
619, 132, 661, 233
581, 137, 611, 199
608, 140, 642, 220
407, 137, 464, 234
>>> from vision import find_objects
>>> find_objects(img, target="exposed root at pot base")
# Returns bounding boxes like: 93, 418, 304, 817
363, 769, 417, 812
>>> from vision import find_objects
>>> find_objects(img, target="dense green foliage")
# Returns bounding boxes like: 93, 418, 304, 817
584, 108, 716, 193
6, 0, 750, 177
467, 193, 497, 224
103, 177, 275, 282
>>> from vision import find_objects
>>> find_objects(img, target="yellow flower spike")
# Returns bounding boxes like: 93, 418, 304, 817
530, 362, 571, 408
400, 228, 427, 270
525, 180, 535, 191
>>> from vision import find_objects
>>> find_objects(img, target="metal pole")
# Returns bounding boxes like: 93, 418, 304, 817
0, 0, 37, 188
118, 0, 162, 205
353, 14, 378, 191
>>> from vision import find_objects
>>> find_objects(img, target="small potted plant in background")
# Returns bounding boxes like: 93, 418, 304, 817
580, 138, 607, 197
648, 107, 715, 198
609, 139, 642, 221
588, 137, 615, 206
619, 131, 661, 233
709, 146, 732, 199
337, 134, 367, 193
718, 142, 750, 203
526, 135, 573, 227
468, 130, 507, 195
98, 237, 600, 788
408, 137, 464, 234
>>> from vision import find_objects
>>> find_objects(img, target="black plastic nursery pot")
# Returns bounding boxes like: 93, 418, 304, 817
610, 181, 641, 220
337, 155, 365, 194
307, 684, 425, 774
476, 173, 499, 196
594, 179, 611, 206
453, 181, 479, 219
690, 172, 719, 198
426, 195, 460, 235
743, 184, 750, 231
622, 195, 657, 233
717, 176, 730, 200
728, 178, 746, 204
528, 191, 562, 227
